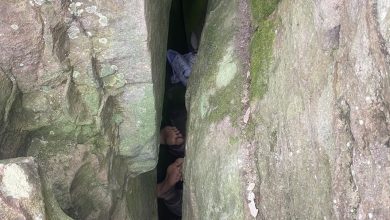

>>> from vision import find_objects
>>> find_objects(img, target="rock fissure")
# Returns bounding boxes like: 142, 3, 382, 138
0, 67, 18, 134
1, 0, 390, 219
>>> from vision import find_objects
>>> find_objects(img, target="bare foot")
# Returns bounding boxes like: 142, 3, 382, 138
156, 158, 184, 198
160, 126, 184, 146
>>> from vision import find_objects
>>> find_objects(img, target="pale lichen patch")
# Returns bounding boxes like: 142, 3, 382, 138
246, 182, 258, 217
98, 16, 109, 27
200, 94, 210, 118
99, 38, 108, 44
85, 6, 97, 14
73, 71, 81, 78
216, 46, 237, 88
247, 182, 255, 191
68, 2, 84, 16
0, 164, 32, 198
111, 65, 118, 71
67, 25, 80, 39
84, 5, 109, 26
33, 0, 46, 6
10, 24, 19, 30
34, 214, 44, 220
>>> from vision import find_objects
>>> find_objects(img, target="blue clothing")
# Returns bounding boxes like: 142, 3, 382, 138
167, 49, 196, 86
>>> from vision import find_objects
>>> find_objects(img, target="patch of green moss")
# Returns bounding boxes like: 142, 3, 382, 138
229, 136, 240, 145
80, 87, 101, 116
208, 74, 243, 124
251, 0, 280, 22
250, 0, 280, 100
250, 20, 274, 99
187, 0, 238, 124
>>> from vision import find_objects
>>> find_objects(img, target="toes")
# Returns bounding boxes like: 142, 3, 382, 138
173, 127, 182, 136
172, 127, 180, 134
170, 127, 182, 136
162, 126, 185, 146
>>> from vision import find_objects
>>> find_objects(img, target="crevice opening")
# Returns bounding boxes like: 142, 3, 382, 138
156, 0, 208, 219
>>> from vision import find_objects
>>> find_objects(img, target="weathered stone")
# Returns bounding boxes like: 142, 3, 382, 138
183, 0, 248, 219
184, 0, 390, 219
2, 0, 388, 219
28, 141, 109, 218
0, 157, 46, 220
0, 0, 171, 218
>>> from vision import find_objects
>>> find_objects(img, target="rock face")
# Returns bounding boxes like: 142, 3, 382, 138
0, 0, 171, 219
1, 0, 389, 219
0, 157, 46, 220
183, 0, 249, 219
184, 0, 390, 219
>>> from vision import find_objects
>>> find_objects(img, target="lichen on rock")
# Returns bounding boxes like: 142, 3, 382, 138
0, 0, 171, 219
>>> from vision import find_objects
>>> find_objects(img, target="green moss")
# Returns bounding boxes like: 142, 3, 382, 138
81, 87, 101, 116
112, 113, 123, 124
229, 136, 240, 145
250, 20, 275, 99
208, 74, 243, 124
187, 0, 239, 124
250, 0, 280, 99
251, 0, 280, 22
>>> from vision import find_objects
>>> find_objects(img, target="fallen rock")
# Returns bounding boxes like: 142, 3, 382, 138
0, 157, 46, 220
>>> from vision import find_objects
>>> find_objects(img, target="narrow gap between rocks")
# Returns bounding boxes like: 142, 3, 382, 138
156, 0, 207, 219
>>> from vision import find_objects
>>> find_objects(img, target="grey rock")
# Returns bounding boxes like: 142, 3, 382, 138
183, 0, 390, 219
1, 0, 388, 219
0, 157, 46, 220
0, 0, 171, 219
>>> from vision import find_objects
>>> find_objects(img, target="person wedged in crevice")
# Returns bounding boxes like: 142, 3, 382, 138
157, 110, 187, 218
156, 38, 197, 218
157, 0, 204, 217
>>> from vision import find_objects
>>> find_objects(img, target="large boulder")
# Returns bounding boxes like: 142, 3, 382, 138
0, 0, 171, 219
250, 0, 390, 219
183, 0, 249, 218
184, 0, 390, 219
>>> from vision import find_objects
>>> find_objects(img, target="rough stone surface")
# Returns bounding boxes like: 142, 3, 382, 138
0, 157, 46, 220
183, 0, 248, 219
1, 0, 389, 219
184, 0, 390, 219
250, 0, 390, 219
0, 0, 171, 219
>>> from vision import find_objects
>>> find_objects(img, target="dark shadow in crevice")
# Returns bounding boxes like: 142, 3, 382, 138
157, 0, 208, 219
